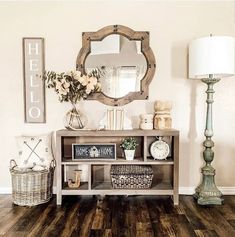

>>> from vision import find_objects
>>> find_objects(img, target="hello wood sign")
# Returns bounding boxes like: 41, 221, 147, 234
23, 38, 45, 123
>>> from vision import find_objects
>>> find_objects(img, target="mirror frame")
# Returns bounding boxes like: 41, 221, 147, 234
76, 25, 156, 106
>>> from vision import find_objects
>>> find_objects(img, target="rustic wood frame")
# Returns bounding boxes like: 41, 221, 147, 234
76, 25, 156, 106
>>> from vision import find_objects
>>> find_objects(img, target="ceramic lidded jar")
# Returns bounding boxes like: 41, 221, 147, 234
154, 100, 172, 129
154, 101, 172, 112
139, 114, 154, 130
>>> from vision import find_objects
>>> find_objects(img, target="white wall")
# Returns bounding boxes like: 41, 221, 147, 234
0, 0, 235, 193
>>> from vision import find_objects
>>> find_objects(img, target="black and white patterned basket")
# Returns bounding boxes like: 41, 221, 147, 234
110, 165, 153, 189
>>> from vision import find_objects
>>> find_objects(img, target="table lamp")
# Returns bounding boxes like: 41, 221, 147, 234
189, 35, 235, 205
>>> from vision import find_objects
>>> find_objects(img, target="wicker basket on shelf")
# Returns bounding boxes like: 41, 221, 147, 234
10, 159, 56, 206
110, 165, 153, 189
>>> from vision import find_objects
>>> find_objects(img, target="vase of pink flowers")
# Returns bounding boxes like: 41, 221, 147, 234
43, 70, 101, 130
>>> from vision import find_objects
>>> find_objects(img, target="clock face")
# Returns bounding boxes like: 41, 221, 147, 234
150, 140, 170, 160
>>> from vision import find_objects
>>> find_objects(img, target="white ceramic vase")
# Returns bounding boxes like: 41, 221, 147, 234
124, 149, 135, 160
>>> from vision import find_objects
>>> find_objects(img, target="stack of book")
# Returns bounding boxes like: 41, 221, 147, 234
106, 108, 124, 130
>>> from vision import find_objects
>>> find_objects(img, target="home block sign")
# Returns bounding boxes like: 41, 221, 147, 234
72, 143, 116, 160
23, 38, 45, 123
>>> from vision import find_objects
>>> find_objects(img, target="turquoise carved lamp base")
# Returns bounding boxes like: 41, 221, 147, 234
194, 165, 223, 205
194, 77, 223, 205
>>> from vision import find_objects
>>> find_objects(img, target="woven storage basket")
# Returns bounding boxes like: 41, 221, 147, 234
110, 165, 153, 189
10, 159, 56, 206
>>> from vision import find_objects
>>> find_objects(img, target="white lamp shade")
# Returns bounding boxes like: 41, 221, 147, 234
189, 36, 235, 79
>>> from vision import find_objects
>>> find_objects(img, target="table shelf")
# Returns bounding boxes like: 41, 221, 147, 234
56, 129, 179, 205
62, 157, 174, 165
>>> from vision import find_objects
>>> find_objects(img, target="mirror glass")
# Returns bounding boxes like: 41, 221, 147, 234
85, 35, 147, 98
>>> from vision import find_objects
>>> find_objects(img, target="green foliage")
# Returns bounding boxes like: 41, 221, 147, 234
120, 137, 138, 150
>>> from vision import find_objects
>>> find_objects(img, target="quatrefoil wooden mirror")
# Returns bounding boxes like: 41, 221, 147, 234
76, 25, 156, 106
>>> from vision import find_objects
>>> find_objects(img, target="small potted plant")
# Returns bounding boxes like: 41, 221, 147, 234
120, 137, 138, 160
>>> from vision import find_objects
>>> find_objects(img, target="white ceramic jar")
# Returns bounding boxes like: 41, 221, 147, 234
140, 114, 153, 130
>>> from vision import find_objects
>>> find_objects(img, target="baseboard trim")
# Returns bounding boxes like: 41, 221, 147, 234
1, 186, 235, 195
179, 187, 195, 195
0, 187, 12, 194
218, 187, 235, 195
0, 187, 57, 195
179, 186, 235, 195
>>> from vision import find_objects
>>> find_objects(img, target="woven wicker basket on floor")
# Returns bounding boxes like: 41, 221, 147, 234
10, 159, 56, 206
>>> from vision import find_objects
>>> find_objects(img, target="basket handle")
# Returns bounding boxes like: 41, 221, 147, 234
10, 159, 17, 171
50, 159, 56, 169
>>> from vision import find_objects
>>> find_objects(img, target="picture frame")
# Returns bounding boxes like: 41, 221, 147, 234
23, 37, 45, 123
72, 143, 116, 160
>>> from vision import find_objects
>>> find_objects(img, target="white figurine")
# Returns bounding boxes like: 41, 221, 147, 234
139, 114, 154, 130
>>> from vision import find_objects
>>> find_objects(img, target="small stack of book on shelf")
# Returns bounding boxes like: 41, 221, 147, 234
106, 108, 124, 130
99, 108, 133, 130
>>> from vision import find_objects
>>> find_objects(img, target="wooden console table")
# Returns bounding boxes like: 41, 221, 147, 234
56, 129, 179, 205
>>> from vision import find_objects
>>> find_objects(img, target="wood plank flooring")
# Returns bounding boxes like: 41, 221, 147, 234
1, 195, 235, 237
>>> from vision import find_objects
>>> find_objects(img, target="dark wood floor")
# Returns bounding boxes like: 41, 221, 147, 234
1, 195, 235, 237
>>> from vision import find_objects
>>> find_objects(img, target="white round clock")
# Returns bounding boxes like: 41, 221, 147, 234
150, 137, 170, 160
